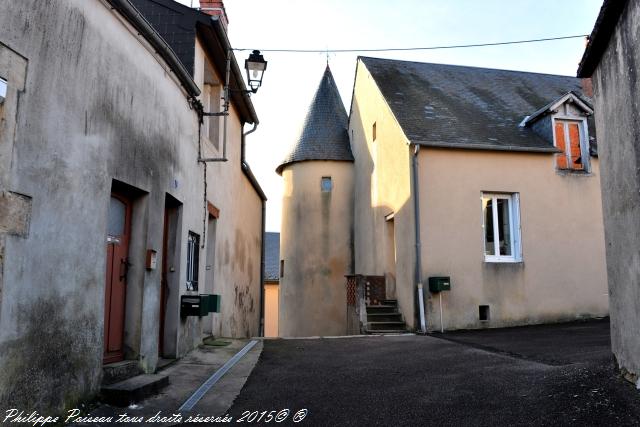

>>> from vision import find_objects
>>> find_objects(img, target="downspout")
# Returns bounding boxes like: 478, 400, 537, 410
242, 123, 265, 336
411, 143, 426, 333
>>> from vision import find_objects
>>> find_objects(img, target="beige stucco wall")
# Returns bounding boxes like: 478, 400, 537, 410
195, 37, 263, 340
349, 59, 416, 328
419, 148, 609, 330
264, 282, 279, 337
279, 161, 354, 336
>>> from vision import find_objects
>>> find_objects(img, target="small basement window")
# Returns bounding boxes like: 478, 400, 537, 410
0, 77, 7, 104
554, 119, 589, 172
479, 305, 490, 321
482, 193, 522, 263
321, 176, 332, 192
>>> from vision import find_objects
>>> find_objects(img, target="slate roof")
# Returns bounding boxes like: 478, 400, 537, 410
264, 232, 280, 282
360, 57, 593, 152
276, 66, 354, 174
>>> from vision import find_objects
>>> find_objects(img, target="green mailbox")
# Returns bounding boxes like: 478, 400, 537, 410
429, 276, 451, 292
200, 294, 221, 313
180, 295, 208, 317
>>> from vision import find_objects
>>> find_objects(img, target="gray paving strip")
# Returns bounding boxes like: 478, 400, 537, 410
178, 340, 259, 412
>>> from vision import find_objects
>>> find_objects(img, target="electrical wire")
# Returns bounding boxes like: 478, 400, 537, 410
233, 34, 589, 53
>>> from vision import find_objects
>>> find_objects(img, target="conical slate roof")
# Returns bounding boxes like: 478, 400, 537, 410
276, 66, 354, 174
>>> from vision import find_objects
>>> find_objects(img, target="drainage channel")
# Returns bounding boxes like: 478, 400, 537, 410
178, 339, 259, 412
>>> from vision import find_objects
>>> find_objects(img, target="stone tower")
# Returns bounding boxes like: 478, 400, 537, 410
276, 66, 355, 337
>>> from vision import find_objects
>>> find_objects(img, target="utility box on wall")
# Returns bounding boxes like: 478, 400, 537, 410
201, 294, 221, 313
429, 276, 451, 292
180, 295, 208, 317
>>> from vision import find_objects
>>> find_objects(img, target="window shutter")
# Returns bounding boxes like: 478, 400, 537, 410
554, 121, 568, 169
567, 123, 584, 170
513, 193, 522, 260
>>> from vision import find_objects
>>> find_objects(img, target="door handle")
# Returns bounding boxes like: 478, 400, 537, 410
119, 258, 130, 281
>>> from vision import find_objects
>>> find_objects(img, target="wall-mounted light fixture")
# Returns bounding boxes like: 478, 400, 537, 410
244, 50, 267, 94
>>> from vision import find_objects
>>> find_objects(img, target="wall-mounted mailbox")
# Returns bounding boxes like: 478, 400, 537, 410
180, 295, 208, 317
429, 276, 451, 292
200, 294, 221, 313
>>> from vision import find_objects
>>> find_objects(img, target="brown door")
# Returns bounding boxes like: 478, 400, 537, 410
104, 193, 131, 364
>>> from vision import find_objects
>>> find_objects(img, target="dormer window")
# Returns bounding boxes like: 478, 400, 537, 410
554, 119, 589, 172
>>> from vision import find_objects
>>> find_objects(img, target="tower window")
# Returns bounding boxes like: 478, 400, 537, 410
372, 122, 377, 141
280, 260, 284, 278
321, 177, 332, 192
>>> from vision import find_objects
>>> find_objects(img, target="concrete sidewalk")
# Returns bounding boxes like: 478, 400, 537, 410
73, 339, 262, 426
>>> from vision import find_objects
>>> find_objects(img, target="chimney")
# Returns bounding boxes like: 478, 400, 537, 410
199, 0, 228, 30
581, 77, 594, 98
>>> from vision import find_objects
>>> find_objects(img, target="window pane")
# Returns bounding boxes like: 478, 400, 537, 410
107, 197, 126, 237
497, 198, 512, 256
483, 197, 495, 256
321, 177, 332, 192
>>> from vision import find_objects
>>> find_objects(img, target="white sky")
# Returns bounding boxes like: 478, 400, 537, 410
177, 0, 602, 231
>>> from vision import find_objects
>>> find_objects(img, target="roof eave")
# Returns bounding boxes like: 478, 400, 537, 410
276, 157, 355, 175
204, 17, 259, 125
412, 140, 560, 153
107, 0, 201, 97
577, 0, 629, 77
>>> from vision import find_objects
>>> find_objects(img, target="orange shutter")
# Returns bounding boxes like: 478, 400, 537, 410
554, 122, 568, 169
568, 123, 584, 170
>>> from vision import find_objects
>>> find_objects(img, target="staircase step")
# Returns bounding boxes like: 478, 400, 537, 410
367, 313, 403, 322
367, 321, 407, 331
102, 360, 143, 386
366, 305, 398, 314
365, 329, 410, 334
380, 299, 398, 306
100, 374, 169, 407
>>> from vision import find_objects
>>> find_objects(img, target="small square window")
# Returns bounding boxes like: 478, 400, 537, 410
0, 77, 7, 104
479, 305, 490, 321
372, 122, 377, 141
482, 192, 522, 263
321, 177, 332, 192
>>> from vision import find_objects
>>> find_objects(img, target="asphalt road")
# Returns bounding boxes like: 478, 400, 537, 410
228, 319, 640, 426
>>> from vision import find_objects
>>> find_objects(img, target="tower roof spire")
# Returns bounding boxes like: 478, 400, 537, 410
276, 67, 353, 174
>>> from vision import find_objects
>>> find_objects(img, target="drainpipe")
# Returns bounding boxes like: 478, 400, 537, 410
199, 48, 231, 163
241, 123, 265, 336
411, 143, 427, 333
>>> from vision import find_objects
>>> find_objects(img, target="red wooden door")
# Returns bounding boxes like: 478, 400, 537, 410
104, 193, 131, 364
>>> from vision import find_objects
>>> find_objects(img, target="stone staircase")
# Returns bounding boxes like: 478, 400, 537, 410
365, 299, 408, 334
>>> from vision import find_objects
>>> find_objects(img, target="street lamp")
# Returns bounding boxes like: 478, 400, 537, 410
244, 50, 267, 93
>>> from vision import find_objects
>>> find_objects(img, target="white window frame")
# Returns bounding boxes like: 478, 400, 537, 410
482, 193, 522, 263
552, 116, 591, 173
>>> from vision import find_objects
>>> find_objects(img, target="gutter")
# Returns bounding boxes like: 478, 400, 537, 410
106, 0, 200, 97
411, 140, 560, 153
410, 144, 426, 333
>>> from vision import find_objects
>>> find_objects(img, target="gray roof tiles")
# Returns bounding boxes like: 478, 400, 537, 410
361, 57, 593, 152
276, 66, 354, 174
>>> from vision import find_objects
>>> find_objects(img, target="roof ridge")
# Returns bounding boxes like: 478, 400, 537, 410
359, 56, 580, 79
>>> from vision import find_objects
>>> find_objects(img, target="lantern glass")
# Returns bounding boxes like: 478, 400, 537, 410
244, 50, 267, 93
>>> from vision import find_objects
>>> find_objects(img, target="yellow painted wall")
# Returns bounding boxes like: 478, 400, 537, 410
279, 161, 354, 336
419, 148, 608, 330
264, 282, 279, 337
349, 59, 416, 328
